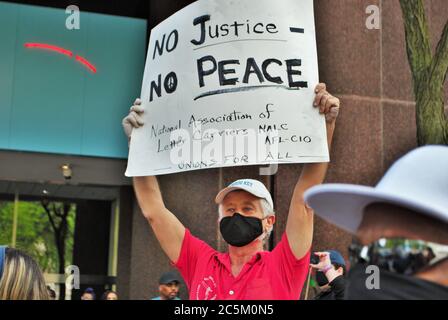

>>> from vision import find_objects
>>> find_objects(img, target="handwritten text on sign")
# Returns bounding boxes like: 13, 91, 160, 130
126, 0, 328, 177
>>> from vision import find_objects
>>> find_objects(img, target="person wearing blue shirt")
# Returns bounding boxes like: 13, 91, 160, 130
151, 271, 182, 300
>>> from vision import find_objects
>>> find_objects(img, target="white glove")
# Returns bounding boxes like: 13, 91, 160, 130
122, 98, 145, 141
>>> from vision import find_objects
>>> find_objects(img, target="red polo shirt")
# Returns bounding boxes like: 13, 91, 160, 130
174, 229, 310, 300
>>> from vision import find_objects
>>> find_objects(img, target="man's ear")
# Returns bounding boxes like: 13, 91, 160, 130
336, 266, 344, 276
268, 215, 276, 226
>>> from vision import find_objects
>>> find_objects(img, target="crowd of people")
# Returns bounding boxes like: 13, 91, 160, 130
123, 83, 447, 300
80, 288, 119, 300
1, 83, 446, 300
79, 271, 182, 300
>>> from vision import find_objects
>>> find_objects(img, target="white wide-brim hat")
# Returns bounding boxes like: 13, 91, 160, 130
304, 145, 448, 234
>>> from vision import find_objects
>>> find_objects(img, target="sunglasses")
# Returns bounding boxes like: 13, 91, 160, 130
349, 238, 448, 276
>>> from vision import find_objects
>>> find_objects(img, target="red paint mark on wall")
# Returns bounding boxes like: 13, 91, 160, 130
24, 43, 97, 73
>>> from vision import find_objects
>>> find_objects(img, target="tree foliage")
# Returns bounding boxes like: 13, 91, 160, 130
400, 0, 448, 145
0, 201, 75, 274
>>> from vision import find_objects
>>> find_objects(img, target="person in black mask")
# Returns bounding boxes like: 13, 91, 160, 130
305, 146, 448, 300
310, 250, 346, 300
123, 83, 341, 299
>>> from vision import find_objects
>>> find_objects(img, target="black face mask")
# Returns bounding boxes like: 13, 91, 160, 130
346, 263, 448, 300
316, 271, 329, 287
219, 213, 263, 247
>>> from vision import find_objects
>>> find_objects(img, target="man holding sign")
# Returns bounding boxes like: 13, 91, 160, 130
122, 83, 340, 300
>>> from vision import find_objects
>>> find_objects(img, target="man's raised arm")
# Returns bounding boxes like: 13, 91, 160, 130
124, 99, 185, 263
286, 83, 340, 259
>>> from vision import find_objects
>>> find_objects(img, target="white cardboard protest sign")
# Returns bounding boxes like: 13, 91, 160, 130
126, 0, 328, 177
